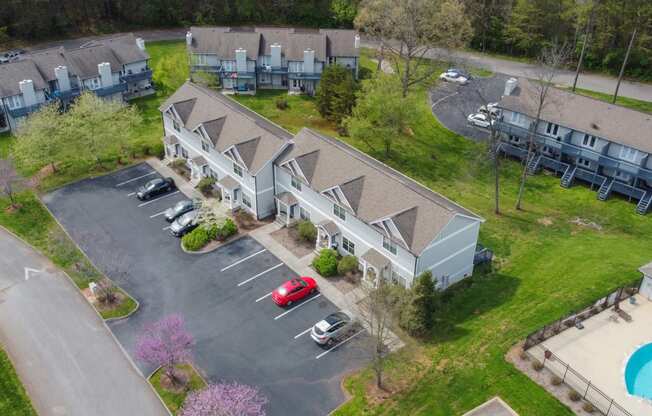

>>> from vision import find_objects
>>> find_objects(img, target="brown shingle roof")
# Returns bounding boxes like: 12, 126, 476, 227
320, 29, 359, 57
189, 27, 260, 60
0, 60, 48, 97
278, 128, 482, 255
29, 47, 69, 82
159, 82, 291, 174
64, 45, 121, 79
92, 34, 149, 64
499, 78, 652, 154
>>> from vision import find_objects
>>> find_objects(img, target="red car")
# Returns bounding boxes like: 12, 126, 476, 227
272, 277, 318, 306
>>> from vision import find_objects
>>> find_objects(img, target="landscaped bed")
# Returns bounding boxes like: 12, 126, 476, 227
149, 363, 206, 415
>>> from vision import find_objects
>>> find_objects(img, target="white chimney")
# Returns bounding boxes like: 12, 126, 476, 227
136, 37, 145, 51
54, 66, 71, 92
270, 43, 282, 68
19, 80, 37, 107
354, 34, 360, 49
235, 49, 247, 73
186, 31, 193, 47
504, 77, 518, 96
303, 49, 315, 73
98, 62, 113, 88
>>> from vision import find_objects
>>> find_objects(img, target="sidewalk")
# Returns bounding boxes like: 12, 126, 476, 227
250, 222, 404, 352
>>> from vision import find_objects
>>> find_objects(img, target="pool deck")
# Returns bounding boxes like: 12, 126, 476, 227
534, 295, 652, 416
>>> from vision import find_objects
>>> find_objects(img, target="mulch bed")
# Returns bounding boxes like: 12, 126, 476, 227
270, 226, 315, 258
233, 210, 271, 232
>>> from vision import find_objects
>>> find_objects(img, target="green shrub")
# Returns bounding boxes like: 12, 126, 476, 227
205, 224, 219, 240
312, 249, 338, 277
216, 218, 237, 240
532, 360, 544, 372
582, 402, 595, 413
337, 255, 358, 275
399, 271, 438, 337
568, 390, 581, 402
275, 96, 288, 110
182, 227, 210, 251
297, 220, 317, 243
171, 158, 186, 168
197, 177, 216, 194
551, 375, 562, 386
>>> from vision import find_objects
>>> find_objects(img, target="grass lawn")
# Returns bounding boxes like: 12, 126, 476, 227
0, 348, 36, 416
562, 86, 652, 114
150, 364, 207, 415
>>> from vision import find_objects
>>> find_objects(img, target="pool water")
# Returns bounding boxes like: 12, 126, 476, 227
625, 343, 652, 400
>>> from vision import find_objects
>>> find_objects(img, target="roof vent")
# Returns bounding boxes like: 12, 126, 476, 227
591, 122, 599, 130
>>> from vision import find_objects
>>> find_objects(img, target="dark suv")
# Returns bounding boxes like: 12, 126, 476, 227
136, 177, 175, 200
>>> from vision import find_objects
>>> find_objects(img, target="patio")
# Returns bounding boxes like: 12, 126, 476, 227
530, 294, 652, 416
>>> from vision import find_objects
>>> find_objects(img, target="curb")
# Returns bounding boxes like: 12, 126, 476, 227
180, 232, 245, 255
146, 363, 209, 416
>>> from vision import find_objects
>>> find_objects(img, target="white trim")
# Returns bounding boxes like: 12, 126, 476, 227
419, 219, 478, 253
421, 242, 477, 272
168, 130, 256, 194
277, 183, 414, 276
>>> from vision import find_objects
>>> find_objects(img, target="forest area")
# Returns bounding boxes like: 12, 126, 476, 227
0, 0, 650, 80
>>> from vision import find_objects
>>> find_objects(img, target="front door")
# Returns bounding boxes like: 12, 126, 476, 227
233, 188, 240, 202
289, 204, 296, 219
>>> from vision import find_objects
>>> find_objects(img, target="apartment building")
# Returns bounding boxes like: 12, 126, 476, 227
186, 26, 360, 95
496, 78, 652, 215
160, 81, 484, 289
0, 34, 153, 132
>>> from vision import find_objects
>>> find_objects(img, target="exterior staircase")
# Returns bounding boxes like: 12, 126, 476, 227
637, 192, 652, 215
597, 178, 614, 201
526, 154, 542, 175
560, 166, 577, 188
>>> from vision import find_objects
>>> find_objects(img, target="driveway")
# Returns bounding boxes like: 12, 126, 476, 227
430, 74, 508, 141
43, 163, 369, 416
0, 227, 166, 416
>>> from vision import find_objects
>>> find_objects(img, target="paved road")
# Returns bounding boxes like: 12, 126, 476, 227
0, 227, 166, 416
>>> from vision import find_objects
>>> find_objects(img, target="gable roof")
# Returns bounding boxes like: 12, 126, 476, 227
499, 78, 652, 154
29, 47, 69, 82
64, 45, 121, 79
0, 60, 48, 97
171, 98, 197, 124
278, 128, 483, 255
91, 34, 149, 64
159, 81, 291, 174
189, 26, 358, 61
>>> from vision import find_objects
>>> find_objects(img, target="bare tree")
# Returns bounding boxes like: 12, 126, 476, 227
356, 0, 473, 97
0, 158, 26, 209
515, 44, 571, 211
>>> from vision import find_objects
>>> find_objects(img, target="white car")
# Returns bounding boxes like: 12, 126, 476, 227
439, 71, 468, 85
479, 103, 500, 118
467, 113, 494, 128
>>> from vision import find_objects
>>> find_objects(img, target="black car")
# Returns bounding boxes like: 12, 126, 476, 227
136, 177, 175, 200
164, 199, 195, 222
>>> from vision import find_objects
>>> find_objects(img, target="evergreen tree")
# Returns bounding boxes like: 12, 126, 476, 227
315, 64, 358, 125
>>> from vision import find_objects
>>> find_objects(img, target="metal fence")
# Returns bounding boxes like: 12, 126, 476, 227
528, 345, 632, 416
523, 279, 642, 349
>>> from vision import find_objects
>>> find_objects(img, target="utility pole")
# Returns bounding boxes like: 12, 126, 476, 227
612, 28, 637, 104
572, 4, 595, 92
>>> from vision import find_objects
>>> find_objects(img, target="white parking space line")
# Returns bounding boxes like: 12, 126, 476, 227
315, 329, 365, 360
137, 191, 179, 207
294, 327, 312, 339
115, 171, 156, 187
255, 292, 272, 303
238, 264, 283, 287
221, 249, 267, 272
150, 210, 167, 218
274, 294, 321, 320
162, 225, 171, 231
127, 192, 136, 197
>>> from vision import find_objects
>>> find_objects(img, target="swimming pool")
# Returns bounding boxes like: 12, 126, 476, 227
625, 343, 652, 400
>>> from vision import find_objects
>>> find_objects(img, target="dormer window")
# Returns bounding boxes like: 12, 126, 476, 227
333, 204, 346, 221
291, 176, 302, 191
233, 163, 243, 177
201, 141, 210, 152
582, 134, 597, 148
172, 119, 180, 132
382, 236, 397, 255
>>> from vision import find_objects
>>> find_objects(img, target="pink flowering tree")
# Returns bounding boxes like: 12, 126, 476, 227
181, 382, 268, 416
135, 314, 194, 386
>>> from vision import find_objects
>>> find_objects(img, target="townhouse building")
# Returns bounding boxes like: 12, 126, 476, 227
160, 81, 484, 289
0, 34, 153, 133
496, 78, 652, 215
186, 26, 360, 95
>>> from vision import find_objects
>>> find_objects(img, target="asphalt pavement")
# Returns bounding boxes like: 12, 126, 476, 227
0, 227, 166, 416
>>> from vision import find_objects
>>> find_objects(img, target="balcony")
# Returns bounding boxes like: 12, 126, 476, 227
120, 69, 152, 83
257, 66, 288, 75
8, 104, 42, 118
288, 72, 322, 80
191, 64, 222, 73
52, 88, 81, 102
94, 83, 128, 97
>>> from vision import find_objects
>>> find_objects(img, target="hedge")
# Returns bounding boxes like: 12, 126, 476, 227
182, 227, 210, 251
312, 249, 338, 277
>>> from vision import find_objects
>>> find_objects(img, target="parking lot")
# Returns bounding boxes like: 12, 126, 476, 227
43, 163, 369, 416
430, 74, 509, 141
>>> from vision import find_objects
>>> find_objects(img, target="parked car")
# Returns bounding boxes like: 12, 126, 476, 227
446, 68, 473, 80
311, 311, 353, 346
164, 199, 196, 222
439, 71, 469, 85
272, 277, 318, 306
467, 113, 494, 128
3, 50, 24, 62
479, 102, 500, 118
170, 210, 199, 237
136, 177, 175, 200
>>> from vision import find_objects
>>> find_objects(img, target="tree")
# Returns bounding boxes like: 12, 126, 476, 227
358, 278, 400, 389
399, 271, 438, 337
135, 314, 194, 387
0, 158, 26, 209
356, 0, 473, 96
181, 382, 268, 416
13, 104, 69, 173
515, 44, 570, 210
344, 74, 417, 158
315, 64, 358, 126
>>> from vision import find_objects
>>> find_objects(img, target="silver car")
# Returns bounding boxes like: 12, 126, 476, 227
170, 210, 199, 237
164, 199, 195, 222
311, 311, 353, 346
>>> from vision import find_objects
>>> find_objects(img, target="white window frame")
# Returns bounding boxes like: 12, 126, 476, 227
242, 193, 252, 208
615, 170, 631, 181
333, 204, 346, 221
342, 236, 355, 255
382, 236, 397, 255
173, 119, 180, 132
201, 140, 210, 152
7, 95, 23, 109
299, 207, 310, 220
619, 146, 639, 162
546, 122, 559, 137
233, 163, 243, 177
88, 77, 101, 90
291, 176, 302, 191
577, 158, 591, 168
582, 134, 597, 148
